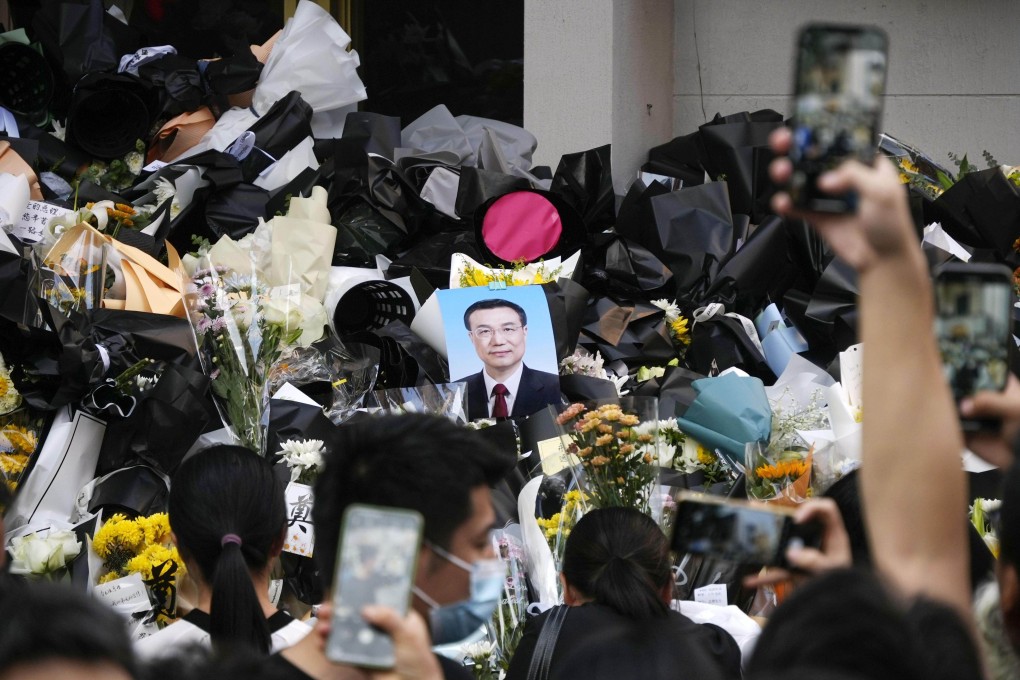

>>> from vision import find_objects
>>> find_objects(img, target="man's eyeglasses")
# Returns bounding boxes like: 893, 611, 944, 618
470, 325, 523, 340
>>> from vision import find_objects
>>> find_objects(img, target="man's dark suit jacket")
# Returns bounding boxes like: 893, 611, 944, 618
457, 364, 561, 421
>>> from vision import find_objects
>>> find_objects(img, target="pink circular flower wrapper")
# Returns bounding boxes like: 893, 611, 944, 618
481, 191, 563, 262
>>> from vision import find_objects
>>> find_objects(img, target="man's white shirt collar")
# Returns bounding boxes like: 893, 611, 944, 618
482, 363, 524, 417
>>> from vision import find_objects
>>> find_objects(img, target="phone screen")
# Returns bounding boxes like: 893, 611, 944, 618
671, 496, 820, 568
790, 24, 888, 212
326, 505, 423, 668
935, 266, 1013, 403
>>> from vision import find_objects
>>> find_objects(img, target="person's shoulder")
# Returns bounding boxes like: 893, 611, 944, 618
134, 619, 207, 659
437, 652, 475, 680
270, 618, 313, 651
522, 365, 561, 386
454, 370, 485, 384
263, 653, 317, 680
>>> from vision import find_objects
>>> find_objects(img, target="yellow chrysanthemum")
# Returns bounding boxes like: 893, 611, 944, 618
696, 446, 717, 466
2, 425, 38, 456
98, 571, 122, 585
0, 452, 28, 478
93, 514, 145, 561
126, 544, 184, 581
138, 513, 172, 546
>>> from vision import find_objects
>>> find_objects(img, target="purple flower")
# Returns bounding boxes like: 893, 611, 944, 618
196, 317, 212, 334
211, 317, 228, 332
198, 282, 216, 297
209, 369, 220, 380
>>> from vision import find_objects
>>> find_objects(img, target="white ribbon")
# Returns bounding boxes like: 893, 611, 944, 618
691, 303, 766, 358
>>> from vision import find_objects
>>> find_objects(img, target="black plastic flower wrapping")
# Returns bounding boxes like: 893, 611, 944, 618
0, 42, 55, 126
65, 72, 159, 160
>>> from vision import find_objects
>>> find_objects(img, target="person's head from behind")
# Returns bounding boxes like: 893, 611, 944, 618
560, 507, 672, 619
463, 298, 528, 380
745, 568, 981, 680
313, 413, 515, 643
169, 445, 286, 655
0, 580, 137, 680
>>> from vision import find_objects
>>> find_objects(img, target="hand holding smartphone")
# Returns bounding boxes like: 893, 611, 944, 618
789, 23, 888, 213
326, 504, 424, 669
934, 262, 1014, 432
670, 492, 824, 570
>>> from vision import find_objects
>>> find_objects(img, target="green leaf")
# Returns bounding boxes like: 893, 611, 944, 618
936, 170, 955, 191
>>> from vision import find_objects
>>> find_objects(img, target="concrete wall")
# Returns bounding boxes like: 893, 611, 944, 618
524, 0, 674, 195
674, 0, 1020, 171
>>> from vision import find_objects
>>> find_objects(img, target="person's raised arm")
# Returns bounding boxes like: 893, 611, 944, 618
769, 127, 971, 620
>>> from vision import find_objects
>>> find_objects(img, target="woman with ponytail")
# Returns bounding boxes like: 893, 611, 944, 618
135, 445, 310, 660
506, 507, 741, 680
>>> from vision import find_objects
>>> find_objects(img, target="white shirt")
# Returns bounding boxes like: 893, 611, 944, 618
482, 363, 524, 417
134, 609, 311, 660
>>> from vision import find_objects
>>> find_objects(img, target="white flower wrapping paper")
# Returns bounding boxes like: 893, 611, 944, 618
189, 0, 367, 157
449, 251, 582, 289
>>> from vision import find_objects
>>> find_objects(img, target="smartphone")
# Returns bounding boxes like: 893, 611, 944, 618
326, 504, 423, 668
934, 262, 1014, 431
670, 492, 823, 570
789, 23, 889, 212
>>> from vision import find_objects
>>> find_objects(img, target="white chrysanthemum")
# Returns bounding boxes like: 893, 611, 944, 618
651, 298, 681, 322
460, 640, 496, 661
153, 177, 183, 220
278, 439, 326, 483
979, 498, 1003, 512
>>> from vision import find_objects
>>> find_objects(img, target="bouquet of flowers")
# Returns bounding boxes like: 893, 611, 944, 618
463, 528, 531, 680
93, 512, 186, 624
0, 408, 46, 501
745, 440, 812, 506
32, 223, 108, 316
667, 424, 733, 491
970, 497, 1001, 558
651, 299, 692, 358
184, 212, 333, 453
451, 251, 580, 289
534, 489, 587, 558
7, 529, 81, 579
277, 438, 326, 484
555, 397, 660, 516
559, 348, 629, 396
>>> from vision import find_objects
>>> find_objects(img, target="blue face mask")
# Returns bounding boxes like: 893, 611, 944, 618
414, 544, 505, 645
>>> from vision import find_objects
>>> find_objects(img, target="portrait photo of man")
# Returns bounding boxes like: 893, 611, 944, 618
441, 286, 561, 422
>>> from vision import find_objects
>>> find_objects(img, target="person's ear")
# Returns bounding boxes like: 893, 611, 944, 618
417, 544, 438, 578
561, 574, 584, 606
659, 580, 674, 606
269, 526, 286, 559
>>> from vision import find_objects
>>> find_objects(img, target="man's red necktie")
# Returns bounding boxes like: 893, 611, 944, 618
492, 383, 509, 419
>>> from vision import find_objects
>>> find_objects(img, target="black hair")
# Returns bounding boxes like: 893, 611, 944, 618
313, 414, 514, 589
168, 445, 286, 655
463, 298, 527, 330
746, 569, 982, 680
560, 507, 671, 619
0, 579, 137, 677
